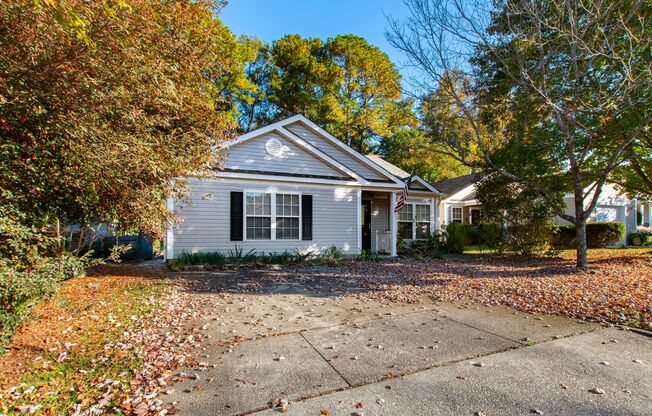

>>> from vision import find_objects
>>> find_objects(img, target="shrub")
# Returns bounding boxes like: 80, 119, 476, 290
317, 245, 344, 264
260, 251, 293, 265
408, 232, 446, 258
0, 214, 90, 347
227, 245, 258, 264
444, 223, 466, 254
636, 226, 652, 246
554, 225, 576, 248
507, 222, 558, 256
171, 251, 226, 266
357, 250, 380, 262
470, 223, 503, 249
586, 222, 625, 248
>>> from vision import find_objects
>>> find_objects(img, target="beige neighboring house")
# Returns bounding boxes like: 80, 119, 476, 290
432, 174, 483, 227
433, 174, 652, 245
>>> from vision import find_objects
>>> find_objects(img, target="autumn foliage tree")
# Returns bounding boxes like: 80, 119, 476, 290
0, 0, 248, 237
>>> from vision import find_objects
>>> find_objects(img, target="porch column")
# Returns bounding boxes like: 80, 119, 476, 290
430, 197, 436, 234
390, 191, 397, 257
356, 188, 362, 254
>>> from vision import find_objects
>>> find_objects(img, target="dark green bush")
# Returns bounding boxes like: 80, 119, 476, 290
444, 223, 466, 254
586, 222, 625, 248
553, 222, 626, 248
507, 222, 558, 256
554, 225, 576, 248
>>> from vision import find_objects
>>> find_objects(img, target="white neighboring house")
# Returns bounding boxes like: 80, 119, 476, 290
434, 174, 652, 245
554, 183, 651, 246
164, 115, 442, 260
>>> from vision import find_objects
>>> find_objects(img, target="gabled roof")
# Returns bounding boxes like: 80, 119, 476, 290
367, 155, 442, 194
221, 115, 407, 188
432, 174, 477, 195
366, 155, 410, 179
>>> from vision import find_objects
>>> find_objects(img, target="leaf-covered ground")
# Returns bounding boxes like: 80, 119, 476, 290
301, 248, 651, 330
0, 265, 209, 415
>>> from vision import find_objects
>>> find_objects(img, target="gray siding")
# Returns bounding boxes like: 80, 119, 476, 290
171, 178, 359, 257
224, 132, 345, 178
286, 122, 387, 181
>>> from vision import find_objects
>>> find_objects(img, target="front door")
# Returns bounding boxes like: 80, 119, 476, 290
471, 209, 481, 225
361, 200, 372, 251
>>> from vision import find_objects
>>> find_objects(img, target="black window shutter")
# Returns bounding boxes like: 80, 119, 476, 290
301, 195, 313, 240
230, 192, 243, 241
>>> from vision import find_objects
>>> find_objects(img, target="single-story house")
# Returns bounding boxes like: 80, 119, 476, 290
164, 115, 442, 260
434, 174, 651, 245
432, 174, 483, 226
554, 184, 650, 246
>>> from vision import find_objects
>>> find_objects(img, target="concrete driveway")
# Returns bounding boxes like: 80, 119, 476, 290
165, 270, 651, 416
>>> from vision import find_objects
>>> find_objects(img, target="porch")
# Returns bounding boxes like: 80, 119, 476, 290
360, 190, 439, 255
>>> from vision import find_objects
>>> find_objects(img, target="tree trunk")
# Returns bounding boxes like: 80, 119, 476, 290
575, 219, 588, 271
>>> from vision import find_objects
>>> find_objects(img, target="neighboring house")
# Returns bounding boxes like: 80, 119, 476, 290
433, 174, 483, 227
165, 115, 442, 260
554, 183, 650, 246
434, 174, 652, 245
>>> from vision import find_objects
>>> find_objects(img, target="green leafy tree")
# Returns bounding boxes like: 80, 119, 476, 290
241, 34, 410, 152
376, 128, 469, 182
388, 0, 651, 270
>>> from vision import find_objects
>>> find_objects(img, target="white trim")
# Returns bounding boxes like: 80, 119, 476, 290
441, 183, 477, 203
357, 189, 362, 253
390, 192, 397, 256
397, 201, 434, 240
451, 206, 463, 223
410, 176, 443, 194
214, 171, 403, 189
243, 190, 302, 242
165, 198, 174, 260
288, 115, 407, 186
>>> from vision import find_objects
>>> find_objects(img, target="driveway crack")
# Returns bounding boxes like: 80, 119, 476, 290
299, 330, 353, 387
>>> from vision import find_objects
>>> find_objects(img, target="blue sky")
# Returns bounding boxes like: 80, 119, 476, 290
220, 0, 412, 79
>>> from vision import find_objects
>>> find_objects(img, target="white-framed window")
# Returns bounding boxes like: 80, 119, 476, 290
244, 191, 301, 240
415, 204, 431, 239
398, 203, 432, 240
276, 193, 300, 240
398, 204, 414, 239
451, 206, 463, 223
246, 192, 272, 240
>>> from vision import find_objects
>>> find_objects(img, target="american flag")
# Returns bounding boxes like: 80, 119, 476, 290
394, 174, 413, 212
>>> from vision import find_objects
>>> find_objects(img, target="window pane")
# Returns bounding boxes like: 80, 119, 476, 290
451, 207, 463, 223
276, 193, 299, 217
398, 222, 413, 239
398, 205, 413, 221
415, 205, 430, 222
246, 217, 271, 240
277, 217, 299, 239
416, 222, 430, 239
